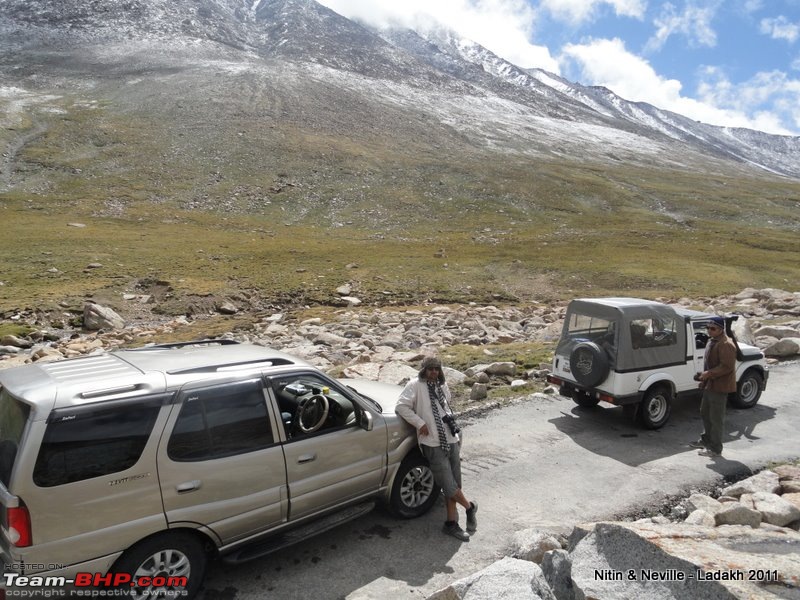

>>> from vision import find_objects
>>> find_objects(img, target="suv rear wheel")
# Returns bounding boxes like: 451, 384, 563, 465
113, 532, 208, 600
639, 385, 672, 429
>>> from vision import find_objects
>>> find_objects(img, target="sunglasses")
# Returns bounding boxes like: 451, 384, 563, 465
426, 366, 441, 371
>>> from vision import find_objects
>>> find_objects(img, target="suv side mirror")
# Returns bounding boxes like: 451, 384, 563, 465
360, 411, 374, 432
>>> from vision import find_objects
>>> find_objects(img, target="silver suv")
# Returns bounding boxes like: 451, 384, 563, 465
548, 298, 769, 429
0, 340, 437, 598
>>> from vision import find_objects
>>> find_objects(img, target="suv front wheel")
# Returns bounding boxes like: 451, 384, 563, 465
388, 452, 440, 518
639, 385, 672, 429
113, 532, 208, 600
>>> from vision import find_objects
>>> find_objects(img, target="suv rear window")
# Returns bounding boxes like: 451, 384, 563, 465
33, 401, 161, 488
0, 388, 31, 487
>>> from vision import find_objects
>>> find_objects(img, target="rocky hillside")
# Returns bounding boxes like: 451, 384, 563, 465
2, 289, 799, 414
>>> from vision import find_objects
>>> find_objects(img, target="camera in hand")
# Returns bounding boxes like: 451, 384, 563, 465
693, 372, 702, 381
442, 413, 460, 435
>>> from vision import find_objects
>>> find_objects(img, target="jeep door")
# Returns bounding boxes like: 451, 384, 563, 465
266, 372, 387, 521
157, 378, 288, 544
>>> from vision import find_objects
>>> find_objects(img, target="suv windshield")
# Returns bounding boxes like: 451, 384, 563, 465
0, 387, 31, 487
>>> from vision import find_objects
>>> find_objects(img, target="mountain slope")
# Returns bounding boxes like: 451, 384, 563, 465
0, 0, 798, 312
1, 0, 797, 179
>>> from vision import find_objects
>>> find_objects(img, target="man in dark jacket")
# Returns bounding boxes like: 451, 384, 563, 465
690, 316, 737, 457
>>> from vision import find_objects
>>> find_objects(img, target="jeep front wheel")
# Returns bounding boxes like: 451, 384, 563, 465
639, 386, 672, 429
730, 370, 763, 409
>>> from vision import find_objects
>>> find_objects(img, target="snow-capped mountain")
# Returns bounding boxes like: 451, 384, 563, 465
0, 0, 798, 180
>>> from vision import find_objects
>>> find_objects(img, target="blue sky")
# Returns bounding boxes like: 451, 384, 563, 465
318, 0, 800, 136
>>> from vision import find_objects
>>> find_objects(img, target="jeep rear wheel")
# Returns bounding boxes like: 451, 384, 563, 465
730, 370, 763, 409
639, 386, 672, 429
571, 389, 600, 408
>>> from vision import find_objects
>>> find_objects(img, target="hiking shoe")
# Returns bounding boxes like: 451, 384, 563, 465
688, 439, 705, 449
698, 449, 722, 457
466, 501, 478, 532
443, 521, 470, 542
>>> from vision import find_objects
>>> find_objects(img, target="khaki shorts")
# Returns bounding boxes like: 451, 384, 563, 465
421, 442, 462, 498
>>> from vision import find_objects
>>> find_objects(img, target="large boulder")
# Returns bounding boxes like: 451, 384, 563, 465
83, 303, 125, 330
570, 521, 800, 600
427, 557, 555, 600
764, 337, 800, 358
509, 529, 563, 564
722, 471, 781, 497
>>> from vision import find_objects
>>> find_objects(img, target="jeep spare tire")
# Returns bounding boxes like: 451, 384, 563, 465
569, 342, 610, 387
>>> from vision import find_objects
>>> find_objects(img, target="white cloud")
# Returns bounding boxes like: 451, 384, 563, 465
316, 0, 798, 135
759, 16, 800, 43
697, 66, 800, 133
561, 37, 798, 134
743, 0, 764, 14
539, 0, 646, 24
645, 1, 720, 52
317, 0, 560, 71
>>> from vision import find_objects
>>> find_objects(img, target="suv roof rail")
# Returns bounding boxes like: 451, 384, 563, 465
167, 357, 296, 375
132, 339, 241, 350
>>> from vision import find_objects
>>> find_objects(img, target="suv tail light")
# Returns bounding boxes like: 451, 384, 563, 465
6, 503, 32, 547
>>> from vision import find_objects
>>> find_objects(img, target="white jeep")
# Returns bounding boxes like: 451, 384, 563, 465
547, 298, 769, 429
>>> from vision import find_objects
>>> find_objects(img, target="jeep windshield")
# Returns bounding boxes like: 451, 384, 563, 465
0, 387, 30, 487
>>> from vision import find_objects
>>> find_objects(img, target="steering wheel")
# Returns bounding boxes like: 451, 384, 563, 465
295, 394, 330, 434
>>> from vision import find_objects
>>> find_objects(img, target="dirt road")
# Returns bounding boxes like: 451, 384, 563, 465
199, 361, 799, 600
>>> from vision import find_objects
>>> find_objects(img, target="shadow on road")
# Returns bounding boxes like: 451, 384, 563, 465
548, 394, 777, 467
198, 499, 461, 599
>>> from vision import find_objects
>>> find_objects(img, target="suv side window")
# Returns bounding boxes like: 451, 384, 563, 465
168, 379, 274, 462
33, 400, 162, 488
272, 373, 357, 438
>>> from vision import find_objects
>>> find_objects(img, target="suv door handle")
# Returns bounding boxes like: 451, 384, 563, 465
176, 480, 202, 493
298, 454, 316, 464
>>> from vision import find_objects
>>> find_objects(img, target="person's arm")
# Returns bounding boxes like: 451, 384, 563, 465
395, 381, 427, 433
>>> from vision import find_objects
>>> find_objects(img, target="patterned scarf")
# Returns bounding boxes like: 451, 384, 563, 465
427, 381, 450, 455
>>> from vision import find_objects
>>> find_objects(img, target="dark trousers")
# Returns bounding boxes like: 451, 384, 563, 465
700, 390, 727, 454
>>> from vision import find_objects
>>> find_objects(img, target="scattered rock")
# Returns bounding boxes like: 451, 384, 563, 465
83, 303, 125, 330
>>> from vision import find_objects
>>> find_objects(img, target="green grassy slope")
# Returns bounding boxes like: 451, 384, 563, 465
1, 67, 798, 315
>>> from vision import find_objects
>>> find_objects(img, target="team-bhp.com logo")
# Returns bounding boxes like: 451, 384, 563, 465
2, 572, 188, 597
